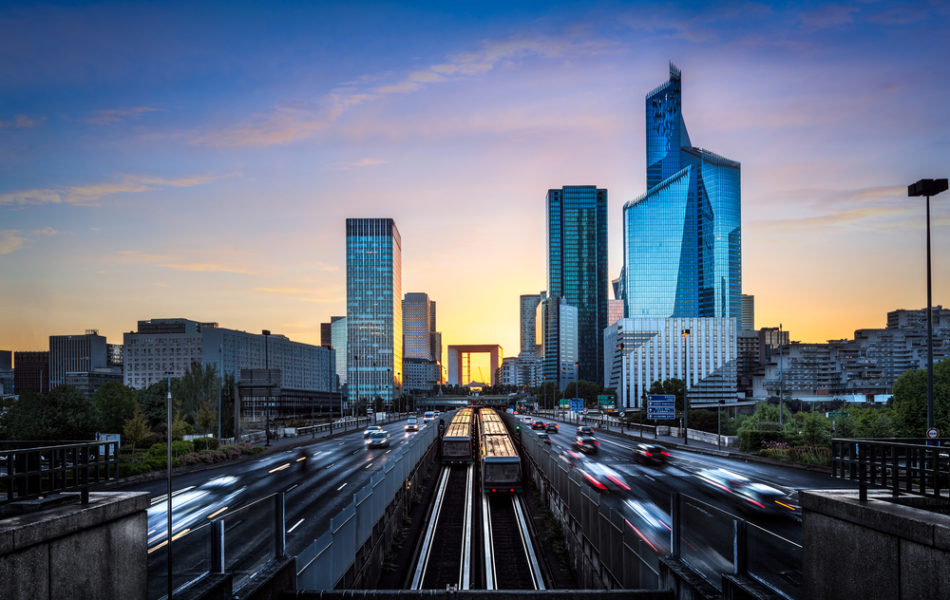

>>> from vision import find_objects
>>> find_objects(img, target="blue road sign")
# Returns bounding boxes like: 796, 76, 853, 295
647, 394, 676, 420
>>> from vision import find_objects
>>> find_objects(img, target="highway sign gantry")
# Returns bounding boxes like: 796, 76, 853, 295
647, 394, 676, 420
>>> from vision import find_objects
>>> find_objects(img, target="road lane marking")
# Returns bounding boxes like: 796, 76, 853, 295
325, 463, 335, 470
288, 518, 305, 533
312, 451, 322, 457
206, 506, 229, 519
364, 462, 373, 469
337, 483, 348, 491
286, 484, 299, 492
150, 485, 196, 506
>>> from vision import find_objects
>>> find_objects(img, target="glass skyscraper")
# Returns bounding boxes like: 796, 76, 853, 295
623, 63, 741, 320
346, 218, 402, 407
547, 185, 608, 385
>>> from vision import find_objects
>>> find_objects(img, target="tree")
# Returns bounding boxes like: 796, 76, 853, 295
737, 402, 793, 433
93, 381, 137, 433
123, 402, 149, 458
3, 385, 101, 440
137, 379, 171, 432
800, 411, 831, 446
175, 362, 220, 425
892, 360, 950, 436
855, 406, 897, 438
561, 380, 603, 406
196, 399, 217, 434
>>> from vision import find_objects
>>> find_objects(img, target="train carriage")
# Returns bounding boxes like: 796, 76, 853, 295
441, 407, 474, 464
478, 408, 523, 493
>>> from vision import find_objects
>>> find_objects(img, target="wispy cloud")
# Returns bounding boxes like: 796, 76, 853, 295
334, 157, 387, 170
189, 33, 618, 148
32, 226, 59, 236
0, 173, 233, 207
753, 185, 915, 231
85, 106, 160, 125
160, 262, 252, 274
0, 230, 28, 255
799, 5, 857, 29
0, 114, 43, 128
254, 287, 342, 303
110, 249, 253, 275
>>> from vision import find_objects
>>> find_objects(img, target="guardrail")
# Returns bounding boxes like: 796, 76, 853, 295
831, 437, 950, 503
516, 415, 801, 598
150, 412, 447, 598
0, 441, 119, 506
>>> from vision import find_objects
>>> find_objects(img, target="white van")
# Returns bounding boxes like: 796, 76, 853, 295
423, 411, 435, 423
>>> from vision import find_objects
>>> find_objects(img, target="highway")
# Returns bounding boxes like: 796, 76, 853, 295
518, 414, 853, 595
119, 417, 431, 599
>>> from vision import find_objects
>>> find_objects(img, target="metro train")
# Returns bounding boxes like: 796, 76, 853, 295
441, 407, 474, 464
478, 408, 523, 494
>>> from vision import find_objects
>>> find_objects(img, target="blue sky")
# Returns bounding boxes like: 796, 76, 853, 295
2, 0, 949, 361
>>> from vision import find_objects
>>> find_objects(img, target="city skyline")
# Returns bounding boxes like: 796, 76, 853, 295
2, 1, 949, 373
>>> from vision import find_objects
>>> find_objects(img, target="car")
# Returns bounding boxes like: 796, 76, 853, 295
536, 431, 552, 446
405, 416, 419, 431
558, 450, 628, 492
422, 411, 435, 423
546, 422, 559, 433
531, 420, 546, 430
574, 434, 600, 454
577, 426, 595, 436
367, 430, 390, 448
363, 425, 384, 438
633, 443, 669, 466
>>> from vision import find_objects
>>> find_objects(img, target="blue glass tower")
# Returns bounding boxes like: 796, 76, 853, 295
548, 185, 608, 385
624, 64, 741, 319
346, 218, 402, 408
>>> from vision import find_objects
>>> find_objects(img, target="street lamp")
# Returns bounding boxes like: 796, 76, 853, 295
165, 370, 174, 600
262, 329, 271, 447
908, 178, 948, 436
682, 328, 690, 445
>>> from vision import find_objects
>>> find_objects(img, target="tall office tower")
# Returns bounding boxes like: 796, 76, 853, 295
320, 322, 333, 348
403, 293, 435, 360
740, 294, 754, 331
49, 331, 108, 388
540, 296, 579, 391
547, 186, 608, 385
346, 218, 402, 407
624, 63, 741, 319
330, 316, 347, 385
520, 293, 544, 355
608, 299, 625, 327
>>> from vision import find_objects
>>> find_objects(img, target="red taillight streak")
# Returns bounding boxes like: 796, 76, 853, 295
625, 519, 659, 553
584, 473, 607, 490
744, 497, 766, 509
644, 452, 653, 457
661, 451, 670, 456
608, 475, 630, 491
594, 440, 600, 445
492, 488, 496, 493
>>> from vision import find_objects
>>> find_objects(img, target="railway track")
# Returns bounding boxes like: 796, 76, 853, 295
411, 465, 474, 590
482, 493, 545, 590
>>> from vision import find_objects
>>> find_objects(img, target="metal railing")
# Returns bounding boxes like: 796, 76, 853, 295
831, 437, 950, 503
0, 440, 119, 505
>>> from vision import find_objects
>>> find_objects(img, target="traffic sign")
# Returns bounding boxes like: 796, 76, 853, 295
927, 427, 940, 440
825, 412, 850, 418
647, 394, 676, 420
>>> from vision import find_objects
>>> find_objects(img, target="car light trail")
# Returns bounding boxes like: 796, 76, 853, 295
337, 482, 348, 491
268, 463, 290, 474
206, 506, 228, 519
288, 518, 305, 533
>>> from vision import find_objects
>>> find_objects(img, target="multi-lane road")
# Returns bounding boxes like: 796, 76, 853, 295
119, 418, 431, 598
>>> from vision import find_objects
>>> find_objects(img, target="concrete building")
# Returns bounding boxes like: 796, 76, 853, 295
13, 351, 49, 394
330, 316, 347, 385
403, 357, 440, 392
740, 294, 754, 331
607, 317, 738, 409
608, 299, 624, 327
753, 306, 950, 401
49, 331, 108, 388
64, 370, 123, 400
346, 218, 402, 407
123, 318, 335, 392
540, 296, 578, 391
447, 345, 502, 387
520, 293, 544, 356
0, 350, 12, 396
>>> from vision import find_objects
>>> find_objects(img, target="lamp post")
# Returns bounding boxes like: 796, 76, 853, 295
682, 328, 690, 445
217, 344, 223, 442
262, 329, 271, 447
779, 323, 784, 428
908, 178, 948, 437
165, 370, 174, 600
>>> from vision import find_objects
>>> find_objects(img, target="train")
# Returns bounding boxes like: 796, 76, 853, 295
478, 408, 523, 494
441, 407, 474, 464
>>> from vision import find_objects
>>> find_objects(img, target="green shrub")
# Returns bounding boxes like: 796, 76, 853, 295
789, 445, 832, 466
739, 430, 790, 452
193, 437, 211, 452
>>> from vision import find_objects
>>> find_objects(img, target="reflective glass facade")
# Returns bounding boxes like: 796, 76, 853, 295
346, 218, 402, 407
625, 64, 741, 320
547, 186, 608, 385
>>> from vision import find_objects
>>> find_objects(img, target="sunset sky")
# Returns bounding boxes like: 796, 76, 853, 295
2, 1, 949, 374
